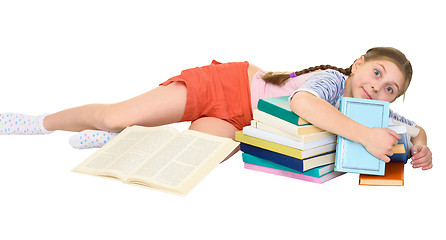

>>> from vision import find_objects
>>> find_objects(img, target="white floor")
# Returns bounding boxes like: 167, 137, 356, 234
1, 1, 444, 239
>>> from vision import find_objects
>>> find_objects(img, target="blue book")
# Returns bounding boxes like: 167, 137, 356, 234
389, 145, 408, 163
388, 124, 411, 164
242, 153, 335, 178
334, 97, 390, 176
240, 143, 335, 172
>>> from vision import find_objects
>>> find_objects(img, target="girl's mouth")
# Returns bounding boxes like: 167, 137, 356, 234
362, 87, 372, 99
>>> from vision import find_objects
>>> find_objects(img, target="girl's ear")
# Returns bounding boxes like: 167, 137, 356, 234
351, 56, 365, 74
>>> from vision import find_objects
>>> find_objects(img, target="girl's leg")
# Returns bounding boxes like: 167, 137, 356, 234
189, 117, 240, 161
189, 117, 238, 140
68, 130, 120, 149
68, 92, 240, 149
0, 113, 53, 135
43, 81, 187, 132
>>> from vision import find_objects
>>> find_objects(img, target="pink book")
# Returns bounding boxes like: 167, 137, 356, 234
244, 163, 345, 184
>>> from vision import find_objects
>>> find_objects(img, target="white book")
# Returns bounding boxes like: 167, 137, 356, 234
242, 126, 336, 150
251, 120, 335, 142
253, 109, 324, 136
73, 125, 239, 195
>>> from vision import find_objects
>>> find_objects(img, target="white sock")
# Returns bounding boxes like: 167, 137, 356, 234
69, 130, 119, 149
0, 113, 53, 135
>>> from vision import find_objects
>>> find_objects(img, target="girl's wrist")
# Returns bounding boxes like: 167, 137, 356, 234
352, 124, 371, 146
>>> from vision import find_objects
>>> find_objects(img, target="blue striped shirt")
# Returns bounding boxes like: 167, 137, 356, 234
290, 70, 416, 127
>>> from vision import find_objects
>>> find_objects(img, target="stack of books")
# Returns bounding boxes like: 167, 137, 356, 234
235, 96, 345, 184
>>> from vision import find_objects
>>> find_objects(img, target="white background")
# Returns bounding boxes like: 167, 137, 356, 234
1, 1, 444, 239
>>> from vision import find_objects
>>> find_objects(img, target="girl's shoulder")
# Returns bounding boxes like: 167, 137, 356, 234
295, 70, 347, 108
248, 64, 263, 76
313, 69, 348, 80
306, 70, 347, 89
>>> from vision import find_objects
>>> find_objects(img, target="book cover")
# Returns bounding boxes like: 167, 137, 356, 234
244, 163, 344, 184
236, 131, 336, 159
240, 143, 335, 172
257, 96, 310, 126
359, 161, 404, 186
242, 153, 335, 177
334, 97, 390, 176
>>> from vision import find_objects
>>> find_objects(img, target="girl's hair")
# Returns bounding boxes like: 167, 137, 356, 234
262, 47, 413, 98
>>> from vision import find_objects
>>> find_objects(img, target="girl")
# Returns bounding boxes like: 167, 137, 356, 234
0, 47, 432, 170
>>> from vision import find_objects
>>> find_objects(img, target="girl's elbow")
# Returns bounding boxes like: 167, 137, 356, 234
416, 125, 425, 133
290, 92, 313, 115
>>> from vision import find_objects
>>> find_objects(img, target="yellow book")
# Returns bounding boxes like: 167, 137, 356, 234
235, 131, 335, 159
391, 144, 405, 153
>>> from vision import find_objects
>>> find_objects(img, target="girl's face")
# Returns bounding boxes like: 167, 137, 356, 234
345, 57, 405, 103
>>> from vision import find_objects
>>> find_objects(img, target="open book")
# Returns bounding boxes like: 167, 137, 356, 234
73, 126, 239, 195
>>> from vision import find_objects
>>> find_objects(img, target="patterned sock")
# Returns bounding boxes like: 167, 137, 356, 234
0, 113, 53, 135
69, 130, 119, 149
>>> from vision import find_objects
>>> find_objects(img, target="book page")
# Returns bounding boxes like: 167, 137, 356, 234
128, 130, 239, 194
73, 126, 179, 179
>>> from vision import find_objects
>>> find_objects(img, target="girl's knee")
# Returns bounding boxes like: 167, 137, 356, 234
94, 104, 128, 132
189, 117, 237, 139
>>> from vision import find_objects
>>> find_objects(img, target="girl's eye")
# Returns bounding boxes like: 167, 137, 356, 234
374, 69, 381, 77
386, 86, 393, 94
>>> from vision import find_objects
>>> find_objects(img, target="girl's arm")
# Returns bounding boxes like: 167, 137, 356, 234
290, 91, 400, 162
410, 126, 433, 170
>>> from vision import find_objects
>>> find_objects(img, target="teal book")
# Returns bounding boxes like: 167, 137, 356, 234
242, 153, 334, 178
257, 96, 310, 126
334, 97, 390, 176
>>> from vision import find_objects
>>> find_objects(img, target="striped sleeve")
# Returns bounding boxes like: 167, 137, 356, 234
289, 70, 346, 108
389, 109, 417, 127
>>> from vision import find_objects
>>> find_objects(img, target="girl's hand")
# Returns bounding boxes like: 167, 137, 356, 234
410, 145, 433, 170
360, 127, 401, 163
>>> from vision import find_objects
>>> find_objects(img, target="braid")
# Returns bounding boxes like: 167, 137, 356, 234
295, 64, 352, 76
262, 64, 352, 86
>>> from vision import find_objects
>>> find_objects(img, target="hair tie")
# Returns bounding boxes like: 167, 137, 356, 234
289, 72, 297, 78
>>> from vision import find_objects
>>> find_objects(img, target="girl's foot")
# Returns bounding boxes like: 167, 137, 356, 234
0, 113, 53, 135
69, 130, 119, 149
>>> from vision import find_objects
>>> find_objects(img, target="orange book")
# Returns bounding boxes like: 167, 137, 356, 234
359, 162, 405, 186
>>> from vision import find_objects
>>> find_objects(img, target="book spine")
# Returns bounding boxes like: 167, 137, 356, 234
235, 131, 336, 159
252, 120, 335, 142
240, 143, 305, 172
334, 99, 346, 173
243, 126, 336, 150
235, 130, 304, 158
244, 163, 344, 184
242, 153, 334, 177
389, 152, 408, 163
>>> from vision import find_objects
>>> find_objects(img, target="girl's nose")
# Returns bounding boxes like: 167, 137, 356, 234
371, 82, 383, 92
